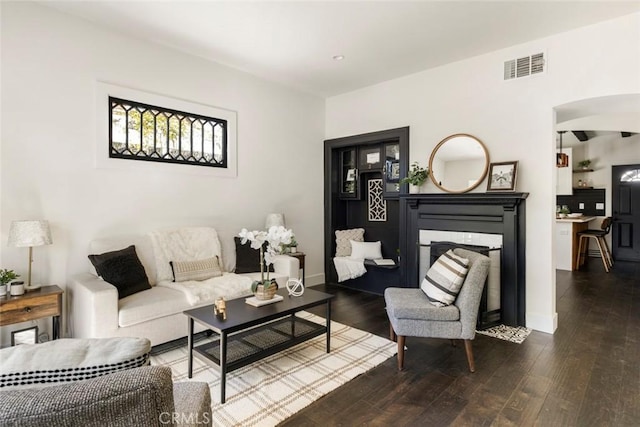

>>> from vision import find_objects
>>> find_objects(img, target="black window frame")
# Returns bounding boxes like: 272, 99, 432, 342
108, 96, 228, 168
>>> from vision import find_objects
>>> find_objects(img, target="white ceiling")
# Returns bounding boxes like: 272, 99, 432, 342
43, 1, 640, 97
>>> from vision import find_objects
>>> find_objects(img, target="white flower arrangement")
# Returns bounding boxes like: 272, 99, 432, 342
239, 226, 294, 289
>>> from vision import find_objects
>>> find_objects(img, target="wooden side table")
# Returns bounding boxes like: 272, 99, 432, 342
288, 252, 306, 285
0, 285, 63, 340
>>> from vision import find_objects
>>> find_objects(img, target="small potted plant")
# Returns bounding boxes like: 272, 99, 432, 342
577, 159, 591, 170
558, 207, 570, 218
288, 236, 298, 253
239, 226, 293, 300
400, 162, 429, 193
0, 269, 19, 297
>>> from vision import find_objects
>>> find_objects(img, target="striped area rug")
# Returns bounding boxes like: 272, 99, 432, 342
150, 312, 397, 427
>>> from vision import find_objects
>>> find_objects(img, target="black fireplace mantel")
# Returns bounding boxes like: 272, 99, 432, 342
402, 192, 528, 207
399, 192, 528, 327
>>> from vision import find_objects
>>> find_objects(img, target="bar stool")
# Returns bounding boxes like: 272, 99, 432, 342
576, 217, 613, 272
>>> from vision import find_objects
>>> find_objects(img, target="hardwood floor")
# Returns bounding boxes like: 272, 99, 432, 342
281, 260, 640, 426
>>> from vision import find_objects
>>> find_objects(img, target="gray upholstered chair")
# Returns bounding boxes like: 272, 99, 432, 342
0, 366, 212, 427
384, 248, 491, 372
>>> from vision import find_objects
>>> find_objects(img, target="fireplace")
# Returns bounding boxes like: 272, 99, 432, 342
400, 193, 528, 327
421, 232, 502, 329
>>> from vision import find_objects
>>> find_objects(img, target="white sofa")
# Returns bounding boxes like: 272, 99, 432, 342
69, 227, 299, 346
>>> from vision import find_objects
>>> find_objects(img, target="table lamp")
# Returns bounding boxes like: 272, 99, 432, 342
8, 220, 53, 290
265, 213, 285, 229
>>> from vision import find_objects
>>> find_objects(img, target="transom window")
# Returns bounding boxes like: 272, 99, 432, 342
620, 169, 640, 182
109, 96, 227, 168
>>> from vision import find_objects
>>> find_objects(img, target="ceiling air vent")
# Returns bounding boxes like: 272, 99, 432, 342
504, 52, 545, 80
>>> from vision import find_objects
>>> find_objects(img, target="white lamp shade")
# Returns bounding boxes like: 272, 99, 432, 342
8, 220, 53, 247
265, 213, 285, 229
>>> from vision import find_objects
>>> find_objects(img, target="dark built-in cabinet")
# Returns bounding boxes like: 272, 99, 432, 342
324, 127, 409, 295
339, 142, 402, 201
339, 147, 359, 199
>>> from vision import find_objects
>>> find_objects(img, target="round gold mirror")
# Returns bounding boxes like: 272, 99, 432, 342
428, 133, 489, 193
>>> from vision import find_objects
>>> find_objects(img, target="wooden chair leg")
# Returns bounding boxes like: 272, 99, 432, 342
594, 236, 610, 273
397, 335, 405, 371
576, 235, 585, 269
601, 237, 614, 268
463, 339, 475, 373
389, 323, 397, 342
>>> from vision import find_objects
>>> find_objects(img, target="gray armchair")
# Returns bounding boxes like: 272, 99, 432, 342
0, 366, 212, 427
384, 248, 491, 372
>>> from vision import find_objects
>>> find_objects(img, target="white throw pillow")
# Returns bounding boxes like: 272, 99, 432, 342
349, 240, 382, 260
421, 249, 470, 307
335, 228, 364, 257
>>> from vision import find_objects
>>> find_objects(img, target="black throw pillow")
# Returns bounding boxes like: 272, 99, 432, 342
88, 245, 151, 299
234, 237, 275, 274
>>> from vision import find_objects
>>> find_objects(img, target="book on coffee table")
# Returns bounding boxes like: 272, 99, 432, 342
245, 294, 284, 307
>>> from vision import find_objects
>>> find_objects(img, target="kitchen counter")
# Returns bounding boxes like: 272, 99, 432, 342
556, 216, 596, 270
556, 216, 596, 223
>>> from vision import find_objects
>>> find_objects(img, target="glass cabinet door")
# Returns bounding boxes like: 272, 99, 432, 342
358, 145, 382, 171
383, 143, 401, 197
340, 147, 359, 199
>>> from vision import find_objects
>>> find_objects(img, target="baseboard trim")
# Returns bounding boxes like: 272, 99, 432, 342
305, 273, 325, 287
526, 312, 557, 334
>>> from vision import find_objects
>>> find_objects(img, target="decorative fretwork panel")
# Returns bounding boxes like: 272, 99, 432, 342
109, 97, 227, 168
368, 178, 387, 222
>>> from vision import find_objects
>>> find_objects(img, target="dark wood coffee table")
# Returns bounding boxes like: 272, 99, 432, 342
184, 288, 334, 403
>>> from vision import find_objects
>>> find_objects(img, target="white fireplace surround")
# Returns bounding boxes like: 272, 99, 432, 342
419, 230, 502, 314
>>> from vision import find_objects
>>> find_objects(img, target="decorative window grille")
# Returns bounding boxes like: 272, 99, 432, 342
368, 178, 387, 222
109, 97, 227, 168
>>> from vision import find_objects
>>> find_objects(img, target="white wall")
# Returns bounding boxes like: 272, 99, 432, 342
326, 13, 640, 333
0, 2, 325, 343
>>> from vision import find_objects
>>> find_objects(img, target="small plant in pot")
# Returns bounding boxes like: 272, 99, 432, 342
282, 235, 298, 254
239, 226, 293, 300
400, 162, 429, 193
0, 269, 19, 296
577, 159, 591, 169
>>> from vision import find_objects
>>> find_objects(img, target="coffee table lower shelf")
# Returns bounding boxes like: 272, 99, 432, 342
185, 288, 334, 404
193, 316, 326, 372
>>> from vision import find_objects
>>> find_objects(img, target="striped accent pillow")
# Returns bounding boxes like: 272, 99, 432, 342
0, 353, 150, 389
420, 250, 470, 307
170, 256, 223, 282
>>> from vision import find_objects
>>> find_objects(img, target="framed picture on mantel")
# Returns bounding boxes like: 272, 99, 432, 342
487, 161, 518, 191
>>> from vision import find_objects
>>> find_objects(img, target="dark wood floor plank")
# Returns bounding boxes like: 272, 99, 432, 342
330, 399, 385, 425
416, 391, 469, 426
534, 397, 580, 427
544, 351, 596, 404
618, 312, 640, 425
282, 262, 640, 426
494, 374, 553, 426
448, 383, 506, 426
366, 402, 431, 427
